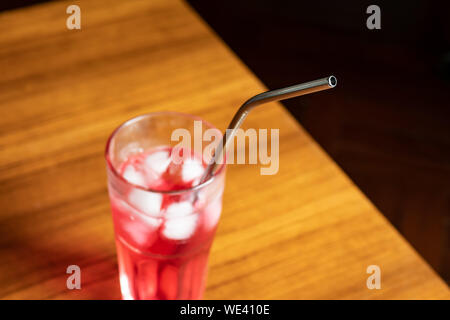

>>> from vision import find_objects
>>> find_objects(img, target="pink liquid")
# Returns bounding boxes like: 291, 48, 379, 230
108, 147, 222, 299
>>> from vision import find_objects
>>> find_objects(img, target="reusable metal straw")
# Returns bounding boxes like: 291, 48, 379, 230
198, 75, 337, 184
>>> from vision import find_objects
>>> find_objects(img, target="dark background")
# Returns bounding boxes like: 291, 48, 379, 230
2, 0, 449, 282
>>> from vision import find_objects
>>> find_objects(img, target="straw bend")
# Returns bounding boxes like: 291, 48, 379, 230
199, 75, 337, 184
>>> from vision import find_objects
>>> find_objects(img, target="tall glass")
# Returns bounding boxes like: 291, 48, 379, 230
105, 112, 226, 300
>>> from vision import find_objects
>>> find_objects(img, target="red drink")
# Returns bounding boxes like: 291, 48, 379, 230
105, 113, 225, 300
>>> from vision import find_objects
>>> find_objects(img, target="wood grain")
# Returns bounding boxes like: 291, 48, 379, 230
0, 0, 448, 299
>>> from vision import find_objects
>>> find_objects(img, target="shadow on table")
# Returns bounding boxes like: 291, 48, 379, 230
0, 217, 120, 299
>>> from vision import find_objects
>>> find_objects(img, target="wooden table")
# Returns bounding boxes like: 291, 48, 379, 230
0, 0, 448, 299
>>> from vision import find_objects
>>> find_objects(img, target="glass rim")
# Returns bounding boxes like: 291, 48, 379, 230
105, 111, 226, 195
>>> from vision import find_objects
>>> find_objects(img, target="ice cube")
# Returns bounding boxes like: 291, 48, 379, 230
123, 220, 154, 246
137, 214, 162, 228
182, 158, 204, 183
145, 150, 171, 174
114, 198, 162, 227
165, 201, 194, 219
123, 165, 146, 187
114, 197, 162, 247
162, 214, 198, 240
128, 188, 163, 217
120, 209, 161, 247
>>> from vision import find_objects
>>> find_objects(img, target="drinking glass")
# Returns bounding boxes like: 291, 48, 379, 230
105, 112, 226, 300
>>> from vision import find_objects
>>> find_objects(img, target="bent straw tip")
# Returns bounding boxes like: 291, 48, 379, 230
328, 75, 337, 87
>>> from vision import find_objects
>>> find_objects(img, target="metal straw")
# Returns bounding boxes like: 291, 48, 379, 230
198, 75, 337, 184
